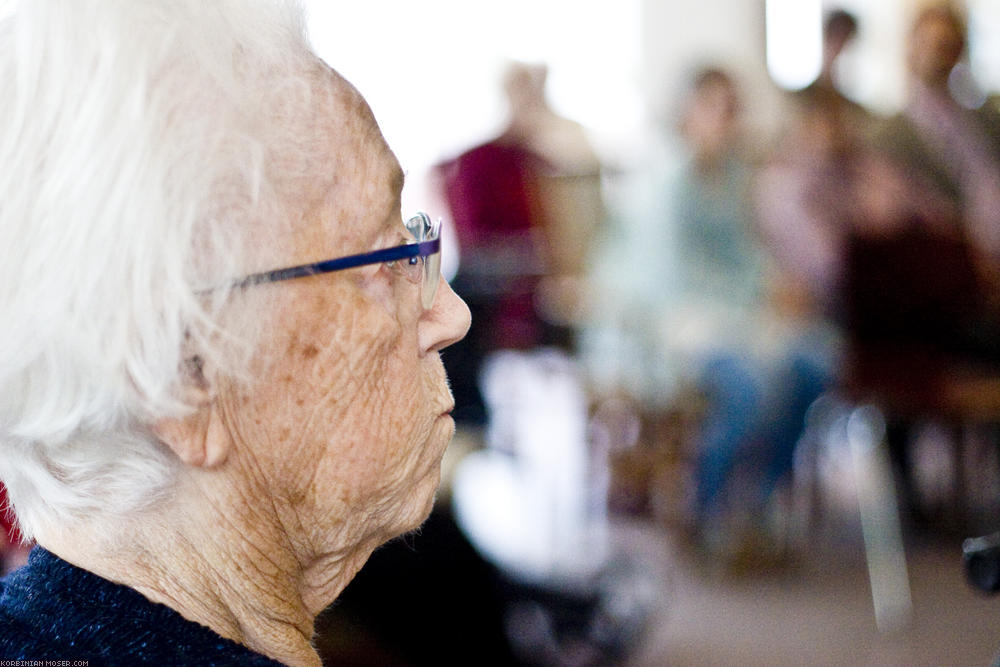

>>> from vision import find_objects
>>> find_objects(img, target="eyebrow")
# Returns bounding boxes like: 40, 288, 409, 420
381, 164, 406, 233
389, 166, 406, 217
390, 165, 406, 200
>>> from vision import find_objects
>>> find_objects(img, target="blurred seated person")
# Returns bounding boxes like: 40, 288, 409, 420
652, 68, 833, 555
0, 2, 470, 665
756, 5, 998, 342
755, 4, 996, 345
871, 3, 1000, 368
851, 6, 1000, 524
436, 62, 603, 423
875, 5, 1000, 272
760, 4, 1000, 528
755, 7, 880, 320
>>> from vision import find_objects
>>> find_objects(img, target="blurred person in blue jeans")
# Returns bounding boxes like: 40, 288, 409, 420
655, 68, 834, 559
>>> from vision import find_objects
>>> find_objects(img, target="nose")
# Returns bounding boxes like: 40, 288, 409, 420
418, 277, 471, 355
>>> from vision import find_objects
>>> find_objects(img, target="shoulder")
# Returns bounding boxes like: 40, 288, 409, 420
1, 548, 284, 665
0, 565, 80, 660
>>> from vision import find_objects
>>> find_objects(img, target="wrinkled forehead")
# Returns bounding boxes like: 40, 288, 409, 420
272, 63, 403, 230
309, 66, 398, 188
282, 70, 404, 262
321, 69, 382, 146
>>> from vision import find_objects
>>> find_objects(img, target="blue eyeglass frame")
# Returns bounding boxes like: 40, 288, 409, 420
237, 237, 440, 287
235, 212, 441, 298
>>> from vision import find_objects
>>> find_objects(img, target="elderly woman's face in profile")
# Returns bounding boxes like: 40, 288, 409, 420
0, 5, 469, 663
213, 70, 469, 559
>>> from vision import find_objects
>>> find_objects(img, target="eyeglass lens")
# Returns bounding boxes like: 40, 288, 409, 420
406, 212, 441, 310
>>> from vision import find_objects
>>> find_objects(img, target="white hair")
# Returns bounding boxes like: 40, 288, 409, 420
0, 0, 319, 541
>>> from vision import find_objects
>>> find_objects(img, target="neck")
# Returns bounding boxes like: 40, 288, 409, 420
40, 473, 373, 667
912, 76, 952, 102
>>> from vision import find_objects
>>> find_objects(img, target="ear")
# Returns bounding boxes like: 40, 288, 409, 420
152, 356, 231, 468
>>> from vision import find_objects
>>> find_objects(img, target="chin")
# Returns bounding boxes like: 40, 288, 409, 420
393, 464, 444, 539
382, 423, 452, 540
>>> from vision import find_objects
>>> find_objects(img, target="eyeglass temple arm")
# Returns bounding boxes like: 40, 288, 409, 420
237, 237, 441, 287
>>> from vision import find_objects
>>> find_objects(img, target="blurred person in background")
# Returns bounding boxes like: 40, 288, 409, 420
0, 484, 29, 576
645, 67, 832, 562
755, 7, 875, 320
876, 4, 1000, 264
798, 9, 873, 146
0, 1, 470, 664
762, 4, 1000, 531
436, 61, 604, 425
850, 3, 1000, 528
755, 6, 947, 527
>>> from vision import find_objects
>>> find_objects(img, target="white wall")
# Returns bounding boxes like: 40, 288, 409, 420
304, 0, 999, 218
969, 0, 1000, 94
305, 0, 644, 181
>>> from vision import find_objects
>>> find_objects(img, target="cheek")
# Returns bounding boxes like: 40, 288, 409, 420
337, 339, 431, 476
235, 285, 393, 460
244, 276, 444, 542
289, 287, 401, 426
313, 340, 444, 533
281, 282, 429, 473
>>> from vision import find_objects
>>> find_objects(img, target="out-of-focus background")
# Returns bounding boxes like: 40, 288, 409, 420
306, 0, 1000, 204
302, 1, 1000, 665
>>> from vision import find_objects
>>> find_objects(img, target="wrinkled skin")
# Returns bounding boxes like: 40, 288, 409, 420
218, 70, 469, 574
48, 65, 470, 667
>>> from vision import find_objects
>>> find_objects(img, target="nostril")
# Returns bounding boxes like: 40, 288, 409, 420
420, 284, 471, 354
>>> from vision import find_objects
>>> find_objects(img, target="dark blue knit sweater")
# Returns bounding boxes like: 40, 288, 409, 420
0, 547, 286, 666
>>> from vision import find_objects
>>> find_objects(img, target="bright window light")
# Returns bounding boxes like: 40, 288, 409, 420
969, 0, 1000, 94
304, 1, 641, 173
765, 0, 823, 90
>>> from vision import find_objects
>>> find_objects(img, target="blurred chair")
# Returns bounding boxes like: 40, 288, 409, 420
841, 225, 1000, 530
791, 226, 1000, 631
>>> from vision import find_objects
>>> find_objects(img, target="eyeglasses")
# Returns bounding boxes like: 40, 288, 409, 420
236, 212, 442, 310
